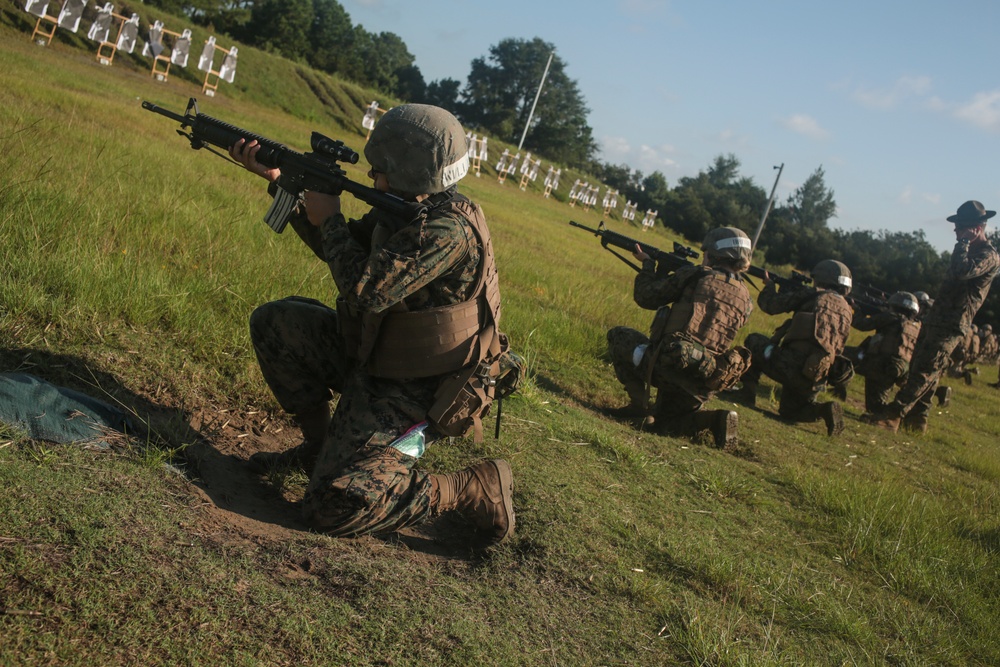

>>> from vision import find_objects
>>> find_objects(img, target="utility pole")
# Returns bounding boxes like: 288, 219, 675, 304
751, 163, 784, 252
517, 51, 553, 151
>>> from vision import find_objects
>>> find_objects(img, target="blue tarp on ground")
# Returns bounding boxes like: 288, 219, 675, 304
0, 372, 134, 446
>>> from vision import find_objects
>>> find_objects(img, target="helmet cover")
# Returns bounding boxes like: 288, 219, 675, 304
364, 104, 470, 195
811, 259, 852, 294
888, 291, 919, 315
702, 227, 752, 269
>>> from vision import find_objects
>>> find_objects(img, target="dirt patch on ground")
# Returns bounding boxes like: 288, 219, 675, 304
179, 405, 307, 543
170, 404, 484, 563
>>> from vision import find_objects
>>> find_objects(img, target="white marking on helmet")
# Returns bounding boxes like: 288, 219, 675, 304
838, 276, 852, 287
442, 153, 470, 188
715, 237, 751, 250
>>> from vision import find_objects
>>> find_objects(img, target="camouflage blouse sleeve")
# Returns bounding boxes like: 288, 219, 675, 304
276, 199, 373, 263
757, 282, 813, 315
851, 310, 895, 332
288, 212, 326, 261
633, 263, 699, 310
948, 239, 1000, 280
321, 209, 473, 314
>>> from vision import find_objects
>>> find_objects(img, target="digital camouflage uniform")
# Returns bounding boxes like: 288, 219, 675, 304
886, 237, 1000, 422
948, 326, 982, 384
979, 328, 998, 363
741, 281, 852, 431
252, 200, 483, 536
849, 308, 920, 413
607, 258, 752, 438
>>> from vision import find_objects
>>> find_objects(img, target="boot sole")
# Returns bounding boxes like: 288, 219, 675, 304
491, 460, 516, 544
826, 403, 845, 436
714, 411, 739, 450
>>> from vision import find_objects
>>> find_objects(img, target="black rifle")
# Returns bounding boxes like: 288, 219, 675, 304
569, 220, 699, 272
142, 98, 423, 233
570, 220, 816, 292
858, 283, 890, 302
849, 289, 889, 317
745, 265, 813, 291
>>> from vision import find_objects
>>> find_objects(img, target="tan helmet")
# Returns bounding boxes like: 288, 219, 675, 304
914, 290, 933, 309
702, 227, 752, 270
811, 259, 852, 294
364, 104, 470, 195
888, 291, 919, 315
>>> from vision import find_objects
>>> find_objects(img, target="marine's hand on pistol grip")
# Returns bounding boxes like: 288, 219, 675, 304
304, 190, 342, 227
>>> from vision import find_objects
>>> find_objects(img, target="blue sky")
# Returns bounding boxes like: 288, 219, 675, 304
344, 0, 999, 251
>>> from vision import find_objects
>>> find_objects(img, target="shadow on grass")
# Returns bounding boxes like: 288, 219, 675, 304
533, 370, 624, 418
0, 346, 309, 534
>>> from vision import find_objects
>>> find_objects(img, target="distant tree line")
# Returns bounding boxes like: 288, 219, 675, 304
151, 0, 999, 325
148, 0, 598, 167
596, 153, 1000, 326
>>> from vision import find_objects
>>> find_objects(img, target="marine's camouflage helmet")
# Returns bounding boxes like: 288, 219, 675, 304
914, 291, 933, 308
364, 104, 470, 195
702, 227, 752, 270
984, 324, 993, 333
888, 291, 919, 315
811, 259, 852, 294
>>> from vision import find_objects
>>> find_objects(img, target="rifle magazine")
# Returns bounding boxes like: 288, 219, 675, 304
264, 187, 299, 233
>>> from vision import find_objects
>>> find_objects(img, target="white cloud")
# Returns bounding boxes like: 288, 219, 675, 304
851, 75, 931, 110
714, 128, 749, 147
600, 136, 632, 161
779, 114, 829, 140
637, 144, 677, 171
599, 137, 676, 172
898, 186, 941, 206
953, 90, 1000, 132
924, 95, 947, 112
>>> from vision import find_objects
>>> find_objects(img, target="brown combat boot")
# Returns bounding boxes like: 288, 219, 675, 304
605, 402, 647, 422
861, 412, 900, 433
820, 401, 844, 436
903, 414, 929, 434
431, 460, 515, 546
606, 380, 649, 422
692, 410, 739, 449
248, 405, 330, 475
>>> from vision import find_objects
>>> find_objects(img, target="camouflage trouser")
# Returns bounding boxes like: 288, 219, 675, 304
855, 354, 907, 414
892, 325, 964, 420
250, 296, 438, 537
607, 327, 706, 423
743, 333, 824, 423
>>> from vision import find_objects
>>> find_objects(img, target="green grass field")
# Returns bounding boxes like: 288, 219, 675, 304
2, 12, 1000, 666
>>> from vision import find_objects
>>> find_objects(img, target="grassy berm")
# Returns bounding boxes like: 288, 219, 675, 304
2, 13, 1000, 667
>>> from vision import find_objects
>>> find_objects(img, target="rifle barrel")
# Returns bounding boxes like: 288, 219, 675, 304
143, 99, 421, 228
